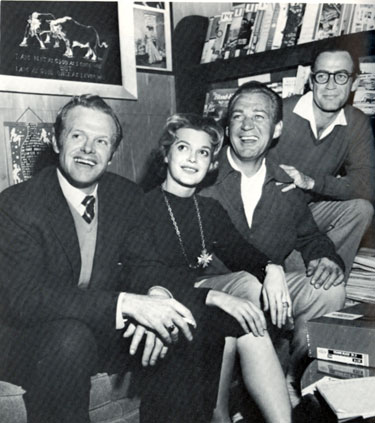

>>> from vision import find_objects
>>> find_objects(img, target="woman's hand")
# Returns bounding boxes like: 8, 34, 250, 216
262, 264, 292, 328
206, 290, 267, 336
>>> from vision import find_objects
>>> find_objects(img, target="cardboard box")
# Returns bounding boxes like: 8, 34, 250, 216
307, 303, 375, 367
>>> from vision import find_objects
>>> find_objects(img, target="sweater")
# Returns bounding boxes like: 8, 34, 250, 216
269, 95, 375, 202
144, 188, 270, 286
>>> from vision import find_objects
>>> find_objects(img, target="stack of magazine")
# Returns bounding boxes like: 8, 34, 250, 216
201, 3, 375, 64
346, 248, 375, 304
353, 56, 375, 116
202, 64, 310, 119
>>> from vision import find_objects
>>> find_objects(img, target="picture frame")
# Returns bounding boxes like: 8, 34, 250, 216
0, 0, 137, 99
133, 1, 172, 72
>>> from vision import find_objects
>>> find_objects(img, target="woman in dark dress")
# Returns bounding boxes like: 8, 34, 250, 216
142, 113, 292, 423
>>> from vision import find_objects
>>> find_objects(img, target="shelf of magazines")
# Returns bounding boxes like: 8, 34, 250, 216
200, 3, 375, 65
194, 30, 375, 84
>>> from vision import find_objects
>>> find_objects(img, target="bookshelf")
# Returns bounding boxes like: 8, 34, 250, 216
173, 15, 375, 116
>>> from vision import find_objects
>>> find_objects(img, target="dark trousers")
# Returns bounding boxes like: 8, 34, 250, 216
0, 308, 243, 423
139, 307, 244, 423
0, 319, 134, 423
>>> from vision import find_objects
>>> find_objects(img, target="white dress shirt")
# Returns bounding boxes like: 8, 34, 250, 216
227, 148, 266, 228
293, 91, 347, 140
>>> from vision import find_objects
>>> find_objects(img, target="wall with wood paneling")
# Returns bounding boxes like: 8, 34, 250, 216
0, 72, 175, 192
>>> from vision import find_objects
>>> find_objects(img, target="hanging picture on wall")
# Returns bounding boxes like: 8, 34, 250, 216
0, 0, 137, 99
4, 108, 56, 186
133, 1, 172, 72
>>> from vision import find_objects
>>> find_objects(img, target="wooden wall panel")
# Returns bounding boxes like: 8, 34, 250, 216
0, 72, 175, 192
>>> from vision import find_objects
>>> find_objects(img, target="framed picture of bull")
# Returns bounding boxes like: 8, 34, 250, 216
0, 0, 137, 99
133, 2, 172, 72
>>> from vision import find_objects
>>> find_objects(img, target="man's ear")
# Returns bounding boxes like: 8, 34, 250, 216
164, 155, 168, 164
208, 160, 219, 172
52, 136, 60, 154
351, 76, 360, 92
109, 149, 117, 164
308, 74, 313, 91
272, 121, 283, 139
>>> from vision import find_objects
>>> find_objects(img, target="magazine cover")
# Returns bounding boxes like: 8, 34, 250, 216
353, 56, 375, 116
316, 3, 343, 40
236, 3, 258, 57
281, 3, 306, 48
223, 4, 245, 59
203, 87, 237, 121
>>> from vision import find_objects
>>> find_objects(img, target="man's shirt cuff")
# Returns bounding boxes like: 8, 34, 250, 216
116, 292, 127, 329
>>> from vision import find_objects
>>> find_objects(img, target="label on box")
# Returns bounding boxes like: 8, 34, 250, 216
317, 360, 371, 379
323, 311, 363, 320
316, 347, 369, 366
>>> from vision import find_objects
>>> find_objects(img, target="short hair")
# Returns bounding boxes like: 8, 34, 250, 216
54, 94, 123, 151
227, 81, 283, 125
312, 48, 360, 75
158, 113, 224, 160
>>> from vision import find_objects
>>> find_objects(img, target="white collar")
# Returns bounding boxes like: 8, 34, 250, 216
57, 168, 98, 214
227, 147, 266, 179
293, 91, 347, 139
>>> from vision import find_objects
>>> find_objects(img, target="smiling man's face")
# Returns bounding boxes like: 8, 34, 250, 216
52, 105, 116, 193
228, 92, 282, 163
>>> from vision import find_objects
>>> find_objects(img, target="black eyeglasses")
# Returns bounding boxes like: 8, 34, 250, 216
311, 71, 354, 85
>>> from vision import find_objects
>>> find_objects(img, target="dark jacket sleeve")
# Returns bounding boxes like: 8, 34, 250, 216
0, 196, 117, 333
210, 200, 270, 282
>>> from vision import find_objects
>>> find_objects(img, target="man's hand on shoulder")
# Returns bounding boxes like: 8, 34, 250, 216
307, 257, 345, 290
279, 164, 315, 192
121, 293, 196, 345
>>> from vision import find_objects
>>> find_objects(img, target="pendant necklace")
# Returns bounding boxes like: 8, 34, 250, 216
161, 187, 213, 269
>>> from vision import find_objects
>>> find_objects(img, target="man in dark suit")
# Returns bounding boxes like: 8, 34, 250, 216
0, 95, 197, 423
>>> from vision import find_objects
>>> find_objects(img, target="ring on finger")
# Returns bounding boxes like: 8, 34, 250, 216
282, 302, 289, 308
167, 324, 176, 333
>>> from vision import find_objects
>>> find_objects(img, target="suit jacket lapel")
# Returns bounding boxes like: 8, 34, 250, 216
91, 175, 119, 288
218, 150, 250, 236
44, 168, 82, 284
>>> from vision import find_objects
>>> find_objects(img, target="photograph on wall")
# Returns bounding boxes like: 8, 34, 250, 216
133, 2, 172, 71
0, 0, 137, 99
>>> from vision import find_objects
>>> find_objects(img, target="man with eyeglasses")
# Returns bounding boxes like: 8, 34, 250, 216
269, 48, 375, 279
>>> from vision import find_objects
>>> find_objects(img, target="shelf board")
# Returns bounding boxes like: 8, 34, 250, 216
185, 30, 375, 83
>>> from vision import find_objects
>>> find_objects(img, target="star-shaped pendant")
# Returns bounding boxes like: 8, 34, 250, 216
197, 249, 213, 268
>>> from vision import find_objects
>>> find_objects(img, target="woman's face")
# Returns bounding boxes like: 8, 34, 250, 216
164, 128, 213, 196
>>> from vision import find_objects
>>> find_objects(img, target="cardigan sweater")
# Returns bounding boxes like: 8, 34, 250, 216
268, 95, 375, 202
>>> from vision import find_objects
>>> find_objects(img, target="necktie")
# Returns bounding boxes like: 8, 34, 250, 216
82, 195, 95, 224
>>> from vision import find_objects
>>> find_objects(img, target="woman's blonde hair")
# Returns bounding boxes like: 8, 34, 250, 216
158, 113, 224, 161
